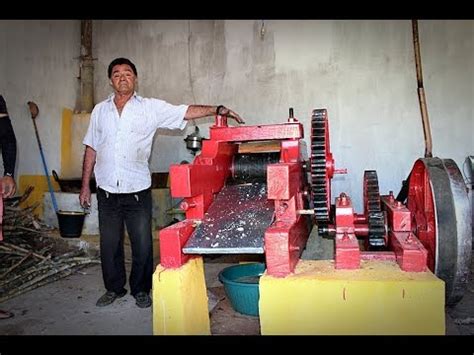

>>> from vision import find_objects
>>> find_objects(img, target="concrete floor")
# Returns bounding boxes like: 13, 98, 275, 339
0, 232, 473, 335
0, 232, 260, 335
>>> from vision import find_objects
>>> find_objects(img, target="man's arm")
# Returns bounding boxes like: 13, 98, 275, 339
0, 118, 17, 198
79, 145, 96, 208
184, 105, 245, 124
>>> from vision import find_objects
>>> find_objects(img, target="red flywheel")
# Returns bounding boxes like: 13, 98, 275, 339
407, 157, 471, 306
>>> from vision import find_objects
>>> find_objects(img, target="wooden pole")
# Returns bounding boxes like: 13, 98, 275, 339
412, 20, 433, 158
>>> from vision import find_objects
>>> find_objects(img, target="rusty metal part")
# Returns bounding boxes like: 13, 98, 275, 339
183, 182, 274, 254
407, 157, 471, 306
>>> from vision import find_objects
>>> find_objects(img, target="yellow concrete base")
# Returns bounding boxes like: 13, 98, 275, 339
153, 257, 210, 335
260, 259, 445, 335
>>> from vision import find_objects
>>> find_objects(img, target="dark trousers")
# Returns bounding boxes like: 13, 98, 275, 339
97, 187, 153, 296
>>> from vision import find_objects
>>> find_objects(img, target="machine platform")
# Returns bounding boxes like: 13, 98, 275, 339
183, 182, 274, 254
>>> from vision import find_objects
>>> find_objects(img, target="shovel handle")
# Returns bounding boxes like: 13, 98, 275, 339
27, 101, 58, 213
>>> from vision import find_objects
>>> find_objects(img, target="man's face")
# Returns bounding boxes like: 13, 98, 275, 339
110, 64, 136, 95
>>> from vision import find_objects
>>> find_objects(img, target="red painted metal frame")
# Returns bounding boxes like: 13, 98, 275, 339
382, 193, 427, 272
159, 115, 309, 275
333, 194, 360, 269
210, 121, 304, 142
160, 138, 235, 268
381, 193, 412, 232
160, 113, 430, 274
332, 190, 427, 272
265, 142, 310, 276
389, 231, 427, 272
406, 161, 436, 272
159, 219, 197, 268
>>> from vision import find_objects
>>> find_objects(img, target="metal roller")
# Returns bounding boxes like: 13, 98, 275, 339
231, 152, 280, 183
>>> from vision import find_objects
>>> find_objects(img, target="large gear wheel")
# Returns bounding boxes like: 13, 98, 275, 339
310, 109, 333, 226
407, 157, 471, 306
363, 170, 386, 249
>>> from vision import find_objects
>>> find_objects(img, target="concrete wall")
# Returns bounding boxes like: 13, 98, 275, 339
0, 26, 6, 94
0, 20, 80, 179
2, 20, 472, 211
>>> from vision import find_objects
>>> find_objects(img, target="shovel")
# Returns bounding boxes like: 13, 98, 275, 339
27, 101, 58, 213
27, 102, 87, 238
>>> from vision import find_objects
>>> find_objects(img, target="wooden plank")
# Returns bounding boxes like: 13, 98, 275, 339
238, 140, 281, 154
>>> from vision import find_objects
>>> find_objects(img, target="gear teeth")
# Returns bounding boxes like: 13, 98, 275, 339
364, 171, 387, 250
310, 109, 330, 225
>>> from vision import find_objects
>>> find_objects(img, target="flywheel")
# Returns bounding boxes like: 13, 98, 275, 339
407, 157, 471, 306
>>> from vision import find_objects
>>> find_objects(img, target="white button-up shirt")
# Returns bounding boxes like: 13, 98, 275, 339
83, 92, 188, 193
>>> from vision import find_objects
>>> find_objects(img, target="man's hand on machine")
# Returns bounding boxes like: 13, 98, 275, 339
216, 105, 245, 124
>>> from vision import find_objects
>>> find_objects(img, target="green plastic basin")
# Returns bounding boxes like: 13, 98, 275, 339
218, 262, 265, 317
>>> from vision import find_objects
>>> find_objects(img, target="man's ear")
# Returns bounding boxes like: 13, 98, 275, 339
109, 80, 113, 86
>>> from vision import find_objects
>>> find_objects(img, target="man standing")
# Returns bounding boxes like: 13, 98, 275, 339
0, 94, 17, 319
79, 57, 244, 308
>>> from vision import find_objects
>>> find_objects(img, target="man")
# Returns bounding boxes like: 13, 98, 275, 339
79, 57, 244, 308
0, 94, 17, 319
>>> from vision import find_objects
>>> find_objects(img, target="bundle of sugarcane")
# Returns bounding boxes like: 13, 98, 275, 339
0, 186, 100, 303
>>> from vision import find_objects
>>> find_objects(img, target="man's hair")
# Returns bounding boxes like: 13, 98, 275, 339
107, 57, 138, 78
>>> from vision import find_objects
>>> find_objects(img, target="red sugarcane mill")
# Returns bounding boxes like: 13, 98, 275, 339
159, 108, 471, 307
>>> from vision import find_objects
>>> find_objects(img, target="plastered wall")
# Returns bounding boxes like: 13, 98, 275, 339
1, 20, 472, 210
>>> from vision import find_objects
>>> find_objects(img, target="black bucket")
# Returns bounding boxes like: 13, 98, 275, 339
57, 211, 86, 238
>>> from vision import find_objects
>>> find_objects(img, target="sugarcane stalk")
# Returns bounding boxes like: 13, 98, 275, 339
0, 250, 27, 257
17, 227, 43, 234
0, 257, 99, 288
0, 242, 47, 260
0, 259, 99, 298
0, 253, 31, 279
0, 188, 102, 302
0, 263, 97, 303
